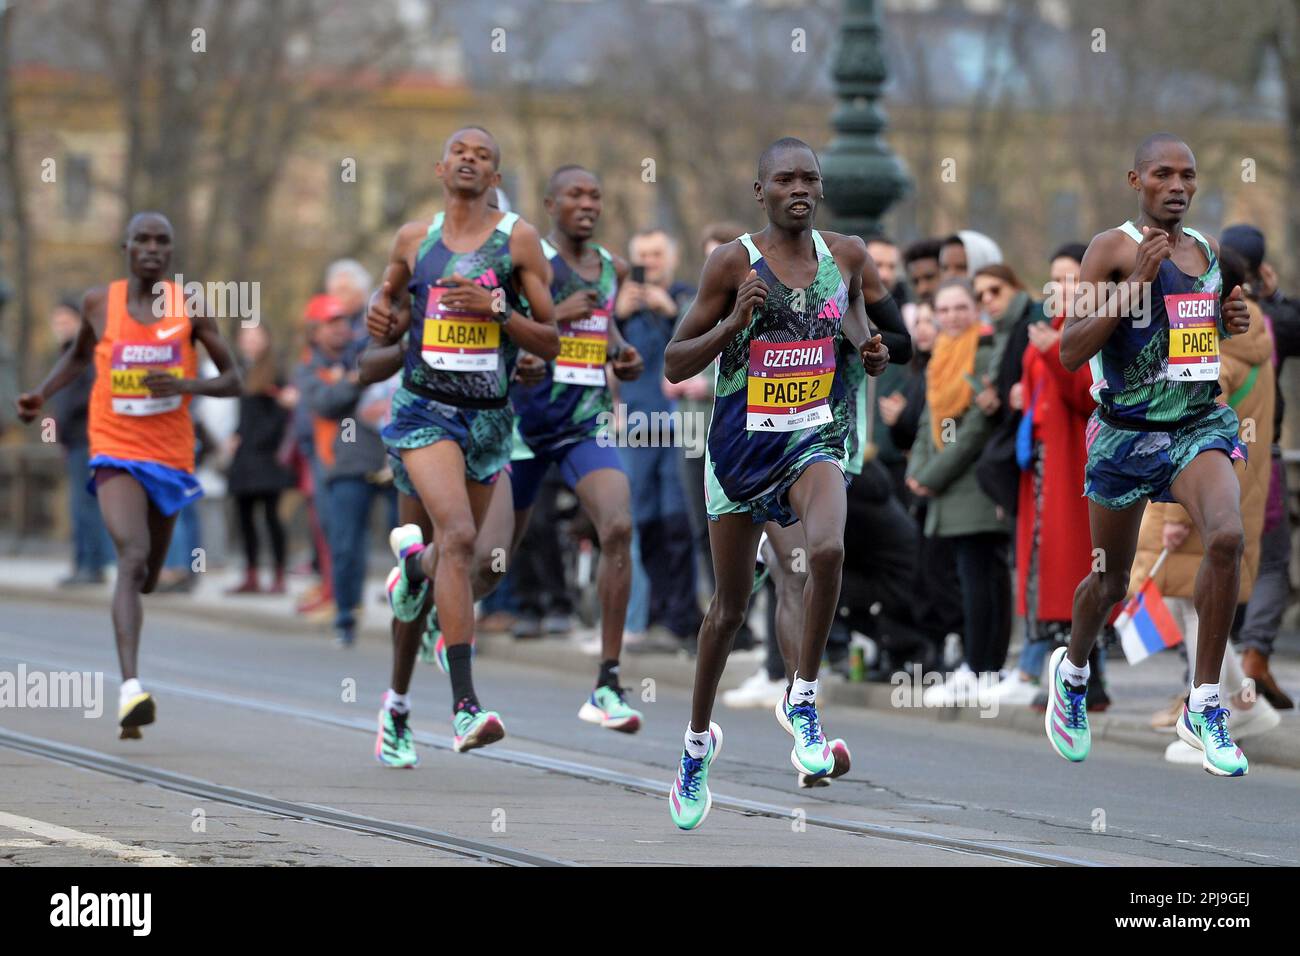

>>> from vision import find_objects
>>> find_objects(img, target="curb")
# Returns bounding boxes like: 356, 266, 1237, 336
4, 583, 1298, 771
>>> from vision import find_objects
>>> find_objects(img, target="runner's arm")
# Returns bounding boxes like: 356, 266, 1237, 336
367, 222, 422, 346
504, 220, 560, 360
1059, 230, 1134, 371
663, 242, 751, 382
358, 343, 404, 387
184, 312, 242, 397
845, 238, 912, 364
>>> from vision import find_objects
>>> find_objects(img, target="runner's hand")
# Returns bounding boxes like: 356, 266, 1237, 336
15, 392, 43, 424
1223, 285, 1250, 335
514, 351, 547, 386
725, 270, 767, 335
441, 273, 499, 316
1132, 226, 1172, 284
366, 281, 405, 343
611, 343, 644, 381
143, 370, 186, 397
860, 334, 889, 376
555, 289, 598, 324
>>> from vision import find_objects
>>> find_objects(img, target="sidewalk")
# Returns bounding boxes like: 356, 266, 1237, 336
2, 555, 1298, 770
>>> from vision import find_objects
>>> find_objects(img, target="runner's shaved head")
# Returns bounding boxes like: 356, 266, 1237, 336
124, 211, 173, 240
757, 137, 819, 182
547, 164, 598, 197
1133, 133, 1192, 173
444, 126, 501, 169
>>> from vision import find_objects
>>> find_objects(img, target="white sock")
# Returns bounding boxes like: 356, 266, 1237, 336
1058, 657, 1089, 688
684, 725, 710, 759
789, 674, 818, 706
384, 690, 411, 714
1189, 682, 1221, 713
119, 678, 143, 704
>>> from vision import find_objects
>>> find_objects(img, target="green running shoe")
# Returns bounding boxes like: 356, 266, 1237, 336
776, 692, 835, 779
374, 703, 418, 768
451, 703, 505, 753
1176, 703, 1248, 777
1044, 646, 1091, 762
385, 524, 428, 623
418, 605, 441, 666
578, 683, 643, 733
669, 722, 723, 831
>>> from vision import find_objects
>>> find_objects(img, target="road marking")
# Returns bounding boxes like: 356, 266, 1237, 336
0, 810, 187, 866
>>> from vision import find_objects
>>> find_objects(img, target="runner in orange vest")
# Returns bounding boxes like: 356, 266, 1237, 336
16, 212, 241, 739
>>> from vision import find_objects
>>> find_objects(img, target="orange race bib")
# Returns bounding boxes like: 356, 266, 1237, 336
110, 343, 183, 416
1165, 292, 1220, 383
746, 337, 835, 432
421, 284, 500, 372
554, 309, 610, 386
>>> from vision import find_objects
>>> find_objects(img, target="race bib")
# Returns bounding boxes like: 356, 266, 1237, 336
110, 343, 183, 416
554, 309, 610, 386
1165, 292, 1219, 382
421, 284, 500, 372
746, 337, 835, 432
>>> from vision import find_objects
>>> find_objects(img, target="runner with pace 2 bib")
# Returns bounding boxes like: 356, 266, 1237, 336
15, 212, 241, 739
662, 138, 890, 830
367, 127, 557, 756
1050, 133, 1254, 776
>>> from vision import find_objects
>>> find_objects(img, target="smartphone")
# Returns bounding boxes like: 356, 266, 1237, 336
631, 265, 646, 284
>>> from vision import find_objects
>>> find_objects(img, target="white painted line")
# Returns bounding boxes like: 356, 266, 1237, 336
0, 811, 188, 866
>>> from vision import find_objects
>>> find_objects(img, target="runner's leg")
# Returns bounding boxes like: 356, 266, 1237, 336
573, 467, 633, 662
390, 492, 434, 696
784, 461, 848, 681
1171, 452, 1245, 686
1067, 499, 1146, 668
763, 520, 807, 683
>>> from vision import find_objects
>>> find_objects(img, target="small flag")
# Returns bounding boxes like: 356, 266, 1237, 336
1115, 576, 1183, 664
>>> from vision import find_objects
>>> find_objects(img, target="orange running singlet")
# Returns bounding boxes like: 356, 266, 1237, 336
88, 279, 198, 472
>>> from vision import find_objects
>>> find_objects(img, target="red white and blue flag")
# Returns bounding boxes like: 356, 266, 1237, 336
1115, 571, 1183, 665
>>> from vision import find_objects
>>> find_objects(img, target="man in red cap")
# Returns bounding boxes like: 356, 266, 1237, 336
301, 292, 396, 645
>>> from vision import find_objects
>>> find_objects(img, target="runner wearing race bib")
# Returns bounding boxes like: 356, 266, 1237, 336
15, 212, 241, 740
506, 165, 647, 734
1049, 134, 1254, 777
660, 138, 895, 830
367, 127, 557, 760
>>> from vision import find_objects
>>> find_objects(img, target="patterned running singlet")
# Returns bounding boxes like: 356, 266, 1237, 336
707, 230, 851, 506
1089, 220, 1224, 429
510, 238, 616, 451
404, 210, 525, 408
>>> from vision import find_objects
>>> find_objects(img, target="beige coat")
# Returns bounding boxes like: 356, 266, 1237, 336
1128, 300, 1274, 601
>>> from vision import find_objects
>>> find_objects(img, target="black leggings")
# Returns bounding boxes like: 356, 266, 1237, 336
950, 531, 1011, 675
234, 492, 285, 572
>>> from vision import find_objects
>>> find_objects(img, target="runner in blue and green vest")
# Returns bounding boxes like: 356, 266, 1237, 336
661, 138, 898, 830
1049, 133, 1253, 777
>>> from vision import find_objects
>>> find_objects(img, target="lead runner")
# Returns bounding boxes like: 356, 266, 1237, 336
662, 137, 895, 829
1050, 133, 1253, 776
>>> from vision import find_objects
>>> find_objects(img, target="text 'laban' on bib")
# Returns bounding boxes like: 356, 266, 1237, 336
554, 309, 610, 386
421, 284, 500, 372
745, 337, 835, 432
110, 343, 183, 415
1165, 292, 1219, 382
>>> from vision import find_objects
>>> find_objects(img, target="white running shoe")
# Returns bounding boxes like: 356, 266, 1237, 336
922, 664, 978, 707
1164, 739, 1203, 765
987, 670, 1040, 706
722, 669, 786, 709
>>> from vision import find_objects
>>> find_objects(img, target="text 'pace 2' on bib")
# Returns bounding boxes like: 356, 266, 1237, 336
746, 337, 835, 432
110, 343, 183, 416
1165, 292, 1219, 382
554, 309, 610, 386
421, 284, 500, 372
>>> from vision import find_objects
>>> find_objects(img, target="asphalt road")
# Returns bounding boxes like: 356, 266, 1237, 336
1, 600, 1296, 867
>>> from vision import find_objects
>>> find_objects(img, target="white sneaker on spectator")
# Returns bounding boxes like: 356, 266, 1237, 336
1229, 690, 1280, 739
723, 669, 786, 709
922, 664, 978, 707
1164, 739, 1202, 765
988, 670, 1039, 706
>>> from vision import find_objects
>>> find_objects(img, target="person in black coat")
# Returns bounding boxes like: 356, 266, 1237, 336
226, 325, 296, 593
